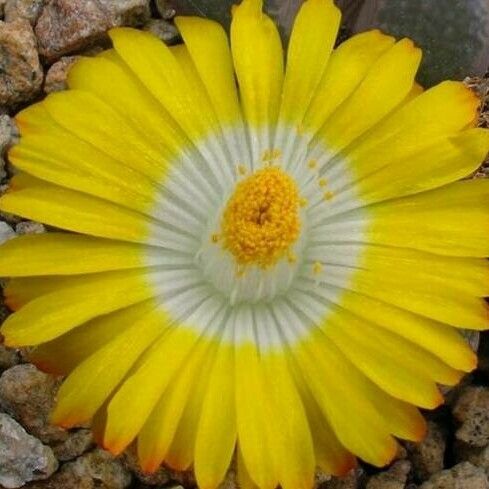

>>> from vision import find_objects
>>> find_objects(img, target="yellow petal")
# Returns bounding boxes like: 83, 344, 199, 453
231, 0, 283, 160
194, 339, 237, 489
165, 350, 216, 471
294, 332, 399, 466
344, 81, 480, 165
279, 0, 341, 125
235, 340, 278, 488
293, 370, 357, 476
51, 302, 166, 427
260, 350, 315, 489
315, 38, 421, 153
0, 176, 175, 247
42, 90, 166, 181
0, 234, 148, 276
67, 55, 188, 164
343, 128, 489, 207
1, 268, 159, 346
30, 300, 157, 375
303, 29, 395, 135
174, 16, 242, 127
324, 309, 451, 407
109, 28, 219, 141
137, 338, 218, 473
366, 179, 489, 258
340, 290, 478, 372
104, 327, 200, 455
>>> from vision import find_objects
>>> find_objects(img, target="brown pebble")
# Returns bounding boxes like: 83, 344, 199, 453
4, 0, 44, 25
44, 55, 78, 93
453, 386, 489, 447
419, 461, 489, 489
0, 19, 43, 106
0, 364, 66, 443
35, 0, 150, 62
405, 421, 446, 481
366, 460, 412, 489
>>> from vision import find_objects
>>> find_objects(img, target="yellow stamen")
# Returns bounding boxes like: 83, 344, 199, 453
300, 197, 308, 207
318, 177, 328, 187
313, 261, 323, 275
211, 233, 220, 243
237, 164, 247, 176
308, 159, 317, 169
221, 167, 301, 268
323, 191, 334, 201
262, 148, 282, 163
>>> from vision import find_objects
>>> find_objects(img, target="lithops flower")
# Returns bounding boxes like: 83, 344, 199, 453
1, 0, 489, 488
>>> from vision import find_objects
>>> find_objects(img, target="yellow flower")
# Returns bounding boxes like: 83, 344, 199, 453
0, 0, 489, 487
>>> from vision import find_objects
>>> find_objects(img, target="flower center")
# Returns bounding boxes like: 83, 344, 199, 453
220, 167, 301, 268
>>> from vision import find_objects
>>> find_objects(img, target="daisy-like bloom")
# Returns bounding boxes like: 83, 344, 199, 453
1, 0, 489, 487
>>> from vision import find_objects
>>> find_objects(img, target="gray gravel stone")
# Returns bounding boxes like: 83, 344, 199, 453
154, 0, 175, 19
51, 429, 94, 462
68, 449, 132, 489
405, 421, 446, 481
0, 364, 65, 443
453, 386, 489, 447
0, 19, 42, 106
0, 413, 58, 488
98, 0, 150, 26
0, 222, 15, 244
0, 115, 17, 181
419, 461, 489, 489
366, 461, 411, 489
15, 220, 45, 235
4, 0, 44, 25
143, 18, 179, 43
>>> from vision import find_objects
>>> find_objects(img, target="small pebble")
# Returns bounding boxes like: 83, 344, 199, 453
44, 55, 79, 93
419, 461, 489, 489
0, 115, 17, 180
51, 429, 94, 462
0, 222, 15, 245
35, 0, 151, 62
0, 364, 65, 443
15, 221, 46, 235
4, 0, 44, 25
69, 448, 132, 489
366, 461, 411, 489
453, 386, 489, 447
98, 0, 151, 27
0, 413, 58, 488
405, 421, 446, 481
0, 19, 42, 106
155, 0, 175, 19
143, 18, 179, 44
35, 0, 111, 61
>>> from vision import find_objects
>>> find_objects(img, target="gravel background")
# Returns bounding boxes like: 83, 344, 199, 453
1, 1, 489, 488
